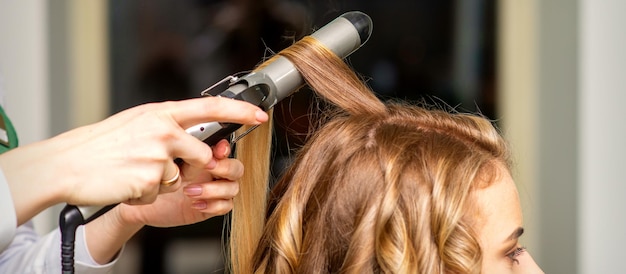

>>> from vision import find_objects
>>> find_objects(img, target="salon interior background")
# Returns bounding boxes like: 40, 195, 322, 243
0, 0, 624, 273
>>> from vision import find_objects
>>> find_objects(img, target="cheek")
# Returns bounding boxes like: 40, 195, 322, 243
480, 253, 511, 274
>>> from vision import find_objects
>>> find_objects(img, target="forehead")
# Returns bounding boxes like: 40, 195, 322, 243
474, 169, 523, 243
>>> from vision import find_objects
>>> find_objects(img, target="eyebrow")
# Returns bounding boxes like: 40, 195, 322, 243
507, 227, 525, 241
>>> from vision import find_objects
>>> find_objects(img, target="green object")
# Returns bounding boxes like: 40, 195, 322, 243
0, 105, 19, 154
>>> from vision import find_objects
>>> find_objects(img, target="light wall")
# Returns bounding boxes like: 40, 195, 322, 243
500, 0, 626, 273
579, 0, 626, 273
0, 1, 50, 146
498, 0, 541, 262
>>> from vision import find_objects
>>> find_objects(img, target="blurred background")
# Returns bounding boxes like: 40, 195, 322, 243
1, 0, 624, 273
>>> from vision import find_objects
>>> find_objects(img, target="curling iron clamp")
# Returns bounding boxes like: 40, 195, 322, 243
185, 11, 373, 145
59, 11, 373, 273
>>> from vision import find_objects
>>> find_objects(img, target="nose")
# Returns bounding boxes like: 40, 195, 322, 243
521, 252, 544, 274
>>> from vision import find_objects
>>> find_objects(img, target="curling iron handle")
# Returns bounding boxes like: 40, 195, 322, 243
186, 83, 270, 146
73, 204, 118, 224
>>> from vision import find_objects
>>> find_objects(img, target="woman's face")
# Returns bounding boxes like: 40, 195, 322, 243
476, 169, 544, 274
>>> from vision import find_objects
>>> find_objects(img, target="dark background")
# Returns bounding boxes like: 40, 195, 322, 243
108, 0, 495, 272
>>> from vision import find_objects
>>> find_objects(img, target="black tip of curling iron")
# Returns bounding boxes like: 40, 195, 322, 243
340, 11, 373, 46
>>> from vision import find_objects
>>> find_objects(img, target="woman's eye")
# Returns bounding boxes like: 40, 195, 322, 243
507, 246, 527, 264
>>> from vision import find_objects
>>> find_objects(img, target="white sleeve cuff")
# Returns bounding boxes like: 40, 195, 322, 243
73, 225, 123, 273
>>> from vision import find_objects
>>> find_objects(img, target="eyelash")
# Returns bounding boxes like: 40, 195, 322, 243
507, 246, 527, 264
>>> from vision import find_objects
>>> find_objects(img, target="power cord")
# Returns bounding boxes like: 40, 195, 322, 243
59, 204, 117, 274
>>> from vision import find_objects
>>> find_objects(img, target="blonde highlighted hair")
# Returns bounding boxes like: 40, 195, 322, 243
229, 34, 510, 273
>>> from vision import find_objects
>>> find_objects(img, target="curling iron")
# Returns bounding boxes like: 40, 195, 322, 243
58, 11, 372, 273
185, 10, 373, 144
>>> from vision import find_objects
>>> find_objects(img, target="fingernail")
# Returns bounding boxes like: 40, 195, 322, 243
191, 200, 207, 210
206, 158, 217, 170
219, 144, 230, 158
184, 185, 203, 196
255, 110, 268, 123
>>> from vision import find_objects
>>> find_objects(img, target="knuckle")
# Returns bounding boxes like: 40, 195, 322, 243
199, 146, 213, 163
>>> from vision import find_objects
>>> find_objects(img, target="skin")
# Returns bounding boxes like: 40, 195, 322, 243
0, 96, 268, 226
85, 139, 241, 264
477, 166, 544, 274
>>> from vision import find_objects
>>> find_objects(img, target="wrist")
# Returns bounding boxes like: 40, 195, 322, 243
115, 204, 145, 229
85, 206, 143, 264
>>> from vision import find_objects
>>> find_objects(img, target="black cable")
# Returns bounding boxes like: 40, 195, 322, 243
59, 204, 117, 274
59, 205, 84, 274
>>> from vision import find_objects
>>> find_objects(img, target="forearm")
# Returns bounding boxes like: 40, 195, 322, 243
0, 140, 67, 226
84, 205, 143, 264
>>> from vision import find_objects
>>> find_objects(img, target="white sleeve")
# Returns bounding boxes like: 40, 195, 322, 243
0, 168, 17, 251
0, 169, 122, 273
0, 221, 122, 274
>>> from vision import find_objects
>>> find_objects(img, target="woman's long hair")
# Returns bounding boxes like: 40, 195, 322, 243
230, 35, 510, 273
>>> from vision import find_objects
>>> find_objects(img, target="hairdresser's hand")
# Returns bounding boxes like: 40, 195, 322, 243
0, 97, 268, 226
116, 139, 242, 227
84, 139, 241, 264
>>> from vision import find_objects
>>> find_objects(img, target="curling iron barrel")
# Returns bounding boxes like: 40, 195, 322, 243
186, 11, 373, 144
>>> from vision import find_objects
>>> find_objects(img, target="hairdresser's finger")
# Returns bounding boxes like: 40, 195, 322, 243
183, 180, 240, 200
125, 184, 160, 206
179, 153, 242, 185
212, 139, 231, 160
183, 156, 243, 183
208, 158, 244, 181
169, 131, 215, 169
159, 161, 182, 193
190, 199, 234, 215
166, 97, 268, 129
177, 140, 230, 181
